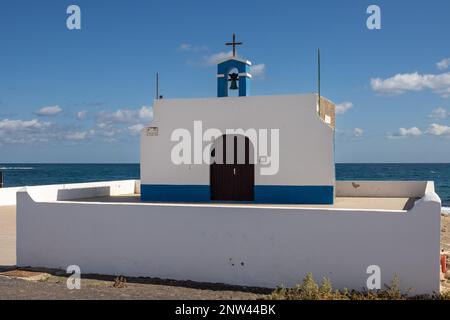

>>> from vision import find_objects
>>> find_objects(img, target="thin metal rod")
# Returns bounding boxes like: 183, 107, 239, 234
156, 72, 159, 100
318, 48, 321, 109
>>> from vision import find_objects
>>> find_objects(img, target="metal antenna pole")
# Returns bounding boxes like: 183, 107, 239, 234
156, 72, 159, 100
318, 48, 321, 110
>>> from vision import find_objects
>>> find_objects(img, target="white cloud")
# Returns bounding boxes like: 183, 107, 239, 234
97, 122, 109, 129
179, 43, 208, 52
335, 102, 353, 115
386, 124, 450, 138
77, 110, 88, 120
203, 51, 233, 65
128, 124, 144, 135
96, 106, 153, 125
335, 127, 364, 140
370, 72, 450, 97
0, 106, 153, 145
97, 109, 136, 123
427, 123, 450, 136
250, 64, 266, 77
0, 119, 50, 130
179, 43, 191, 51
138, 106, 153, 120
0, 118, 54, 144
35, 105, 62, 116
399, 127, 422, 136
0, 119, 95, 144
386, 127, 422, 139
353, 128, 364, 137
437, 58, 450, 71
65, 131, 89, 141
94, 106, 152, 140
429, 107, 448, 120
0, 117, 110, 145
97, 128, 117, 138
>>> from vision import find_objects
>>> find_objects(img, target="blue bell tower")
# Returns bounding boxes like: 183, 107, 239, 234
217, 34, 252, 97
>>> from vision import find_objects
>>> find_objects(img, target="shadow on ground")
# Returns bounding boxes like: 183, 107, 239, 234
0, 266, 272, 295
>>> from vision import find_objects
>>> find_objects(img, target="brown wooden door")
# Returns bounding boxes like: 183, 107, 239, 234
210, 135, 254, 201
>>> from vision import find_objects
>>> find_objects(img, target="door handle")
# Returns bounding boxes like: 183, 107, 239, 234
233, 167, 236, 175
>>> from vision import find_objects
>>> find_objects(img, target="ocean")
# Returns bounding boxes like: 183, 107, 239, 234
1, 163, 449, 206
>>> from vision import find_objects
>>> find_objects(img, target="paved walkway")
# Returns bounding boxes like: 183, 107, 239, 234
0, 206, 15, 267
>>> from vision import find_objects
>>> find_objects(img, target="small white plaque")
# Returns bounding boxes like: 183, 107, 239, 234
147, 127, 158, 136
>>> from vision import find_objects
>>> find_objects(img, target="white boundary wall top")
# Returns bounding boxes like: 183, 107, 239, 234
0, 180, 138, 206
0, 186, 24, 206
0, 180, 434, 205
336, 181, 430, 198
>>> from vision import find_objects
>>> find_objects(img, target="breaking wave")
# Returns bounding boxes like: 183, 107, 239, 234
443, 207, 450, 215
0, 167, 34, 170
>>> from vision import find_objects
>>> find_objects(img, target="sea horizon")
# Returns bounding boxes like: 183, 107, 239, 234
2, 162, 450, 164
1, 163, 449, 207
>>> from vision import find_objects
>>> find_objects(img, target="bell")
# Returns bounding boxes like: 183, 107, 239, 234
229, 79, 238, 90
229, 73, 239, 90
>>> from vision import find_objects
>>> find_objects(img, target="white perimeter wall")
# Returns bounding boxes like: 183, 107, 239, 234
0, 186, 24, 206
0, 180, 137, 206
336, 181, 430, 198
16, 181, 441, 295
141, 94, 334, 186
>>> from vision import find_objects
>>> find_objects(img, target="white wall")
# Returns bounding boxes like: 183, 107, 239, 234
17, 183, 441, 295
336, 181, 429, 198
0, 186, 24, 206
0, 180, 137, 206
141, 94, 334, 186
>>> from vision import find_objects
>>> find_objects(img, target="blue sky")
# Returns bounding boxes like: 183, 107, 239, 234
1, 0, 450, 163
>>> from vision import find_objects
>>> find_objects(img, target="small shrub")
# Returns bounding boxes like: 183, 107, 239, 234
113, 275, 127, 288
264, 273, 436, 300
376, 275, 407, 300
296, 273, 319, 300
318, 277, 333, 299
266, 274, 337, 300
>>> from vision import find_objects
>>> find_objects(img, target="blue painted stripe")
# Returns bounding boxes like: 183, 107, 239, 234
141, 184, 334, 205
255, 185, 334, 204
140, 184, 210, 202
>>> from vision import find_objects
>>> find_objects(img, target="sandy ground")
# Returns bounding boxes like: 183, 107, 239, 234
440, 215, 450, 292
441, 215, 450, 252
0, 273, 267, 300
0, 206, 15, 267
1, 205, 450, 299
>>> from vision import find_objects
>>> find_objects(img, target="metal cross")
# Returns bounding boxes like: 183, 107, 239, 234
225, 33, 243, 57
